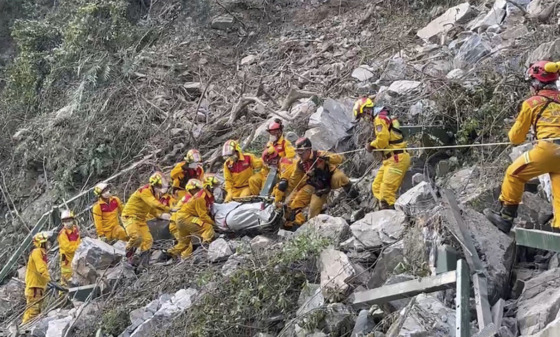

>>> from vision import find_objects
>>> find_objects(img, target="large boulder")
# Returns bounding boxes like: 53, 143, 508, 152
0, 278, 25, 319
444, 167, 500, 212
297, 284, 325, 317
341, 210, 406, 251
417, 3, 477, 42
72, 237, 124, 285
395, 181, 436, 216
351, 309, 376, 337
517, 268, 560, 335
517, 192, 553, 227
297, 214, 350, 246
387, 80, 422, 96
305, 98, 354, 151
368, 241, 405, 288
379, 57, 407, 82
45, 316, 73, 337
454, 34, 491, 68
527, 39, 560, 67
208, 238, 234, 262
468, 0, 507, 31
318, 249, 356, 302
397, 294, 456, 336
322, 303, 355, 335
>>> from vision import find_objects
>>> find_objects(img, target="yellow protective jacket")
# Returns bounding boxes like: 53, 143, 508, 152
122, 184, 171, 221
147, 193, 177, 220
58, 226, 81, 257
25, 247, 50, 293
92, 196, 123, 235
170, 162, 205, 190
289, 151, 345, 190
223, 152, 262, 191
509, 90, 560, 144
267, 136, 296, 159
370, 111, 407, 155
176, 189, 215, 226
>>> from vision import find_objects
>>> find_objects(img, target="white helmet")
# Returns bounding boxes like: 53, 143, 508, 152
61, 209, 76, 221
93, 182, 109, 197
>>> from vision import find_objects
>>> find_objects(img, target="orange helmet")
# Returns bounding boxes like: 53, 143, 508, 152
527, 61, 560, 83
353, 97, 374, 119
262, 146, 280, 166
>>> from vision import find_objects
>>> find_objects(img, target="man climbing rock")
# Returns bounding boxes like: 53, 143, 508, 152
354, 98, 410, 210
165, 178, 215, 259
485, 61, 560, 233
285, 137, 358, 230
222, 139, 262, 202
92, 183, 128, 242
22, 232, 51, 324
57, 210, 81, 288
249, 119, 296, 195
170, 149, 204, 200
121, 172, 171, 265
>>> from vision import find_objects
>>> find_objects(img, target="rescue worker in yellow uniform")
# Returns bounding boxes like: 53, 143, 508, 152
57, 210, 81, 288
286, 137, 358, 229
166, 179, 215, 259
260, 145, 297, 203
23, 232, 51, 324
121, 172, 171, 263
248, 119, 296, 195
146, 191, 177, 221
92, 183, 128, 242
222, 140, 263, 202
170, 149, 204, 200
485, 60, 560, 233
354, 98, 411, 209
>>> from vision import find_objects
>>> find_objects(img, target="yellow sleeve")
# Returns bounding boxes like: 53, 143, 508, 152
58, 232, 70, 256
92, 202, 104, 235
284, 140, 296, 158
249, 154, 263, 171
139, 189, 170, 213
223, 162, 233, 201
509, 101, 533, 145
71, 233, 81, 253
170, 162, 185, 187
32, 249, 50, 281
370, 119, 390, 149
195, 196, 214, 225
322, 151, 345, 166
289, 161, 307, 192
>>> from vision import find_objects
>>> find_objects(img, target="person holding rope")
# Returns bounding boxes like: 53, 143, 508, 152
22, 232, 51, 323
354, 98, 411, 210
285, 137, 359, 230
485, 60, 560, 233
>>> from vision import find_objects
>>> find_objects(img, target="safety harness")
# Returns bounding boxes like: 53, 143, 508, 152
534, 95, 560, 143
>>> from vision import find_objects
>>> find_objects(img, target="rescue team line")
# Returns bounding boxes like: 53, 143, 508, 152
20, 60, 560, 324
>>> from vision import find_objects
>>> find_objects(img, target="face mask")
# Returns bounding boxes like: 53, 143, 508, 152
188, 162, 201, 169
101, 191, 111, 199
158, 185, 169, 195
63, 220, 74, 228
269, 134, 279, 142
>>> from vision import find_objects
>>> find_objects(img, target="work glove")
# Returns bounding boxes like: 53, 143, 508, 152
365, 143, 374, 153
315, 188, 331, 197
159, 213, 171, 221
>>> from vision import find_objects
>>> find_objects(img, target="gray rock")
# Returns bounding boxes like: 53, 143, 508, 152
183, 82, 201, 94
550, 254, 560, 270
368, 241, 405, 288
208, 238, 233, 262
510, 143, 533, 162
387, 80, 422, 96
240, 55, 257, 65
297, 214, 350, 246
395, 181, 435, 216
527, 0, 557, 20
379, 57, 406, 82
341, 211, 406, 251
0, 278, 24, 318
412, 173, 427, 186
72, 237, 124, 285
221, 254, 246, 277
318, 249, 355, 302
250, 235, 274, 252
500, 25, 529, 40
297, 284, 325, 317
398, 294, 456, 336
517, 268, 560, 335
31, 317, 58, 337
351, 310, 376, 337
45, 316, 72, 337
322, 303, 355, 335
527, 39, 560, 67
101, 263, 135, 292
352, 66, 375, 82
12, 128, 31, 142
408, 99, 436, 117
384, 274, 416, 311
517, 192, 553, 227
417, 3, 477, 42
468, 0, 507, 31
529, 315, 560, 337
211, 15, 235, 30
446, 68, 465, 79
305, 98, 354, 151
445, 167, 499, 212
454, 34, 491, 68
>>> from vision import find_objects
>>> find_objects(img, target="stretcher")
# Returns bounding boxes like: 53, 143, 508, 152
212, 196, 284, 236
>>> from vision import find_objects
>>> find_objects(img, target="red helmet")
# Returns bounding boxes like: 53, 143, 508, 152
527, 61, 560, 83
267, 119, 283, 133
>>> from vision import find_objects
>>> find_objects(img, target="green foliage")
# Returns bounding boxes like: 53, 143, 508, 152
100, 306, 131, 336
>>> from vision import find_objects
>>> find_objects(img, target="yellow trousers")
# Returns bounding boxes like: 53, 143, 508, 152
249, 171, 266, 196
225, 186, 252, 202
122, 217, 153, 252
59, 253, 75, 287
289, 169, 350, 225
168, 220, 214, 259
500, 141, 560, 227
101, 225, 128, 241
22, 288, 44, 324
372, 152, 411, 206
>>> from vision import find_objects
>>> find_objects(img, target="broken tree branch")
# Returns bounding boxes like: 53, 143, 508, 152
280, 86, 317, 111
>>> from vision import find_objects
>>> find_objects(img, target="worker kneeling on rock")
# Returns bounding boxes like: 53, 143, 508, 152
354, 98, 411, 210
58, 210, 81, 288
166, 178, 215, 259
286, 137, 358, 230
222, 139, 262, 202
485, 60, 560, 233
171, 149, 204, 200
122, 172, 171, 264
92, 183, 128, 242
22, 232, 51, 324
249, 119, 296, 195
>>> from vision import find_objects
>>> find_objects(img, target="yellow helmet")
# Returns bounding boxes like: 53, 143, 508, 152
149, 172, 165, 187
61, 209, 76, 221
33, 232, 50, 247
184, 149, 202, 164
222, 140, 241, 157
353, 97, 374, 119
93, 182, 109, 197
203, 174, 220, 189
185, 178, 203, 191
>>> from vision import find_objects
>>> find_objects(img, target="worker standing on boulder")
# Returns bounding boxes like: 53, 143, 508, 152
485, 61, 560, 233
165, 179, 215, 259
122, 172, 171, 264
22, 232, 51, 323
248, 119, 296, 195
285, 137, 358, 230
170, 149, 204, 200
222, 140, 262, 202
57, 210, 81, 288
92, 183, 128, 242
354, 98, 411, 210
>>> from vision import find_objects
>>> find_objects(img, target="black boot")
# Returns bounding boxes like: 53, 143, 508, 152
379, 200, 395, 210
484, 204, 518, 234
